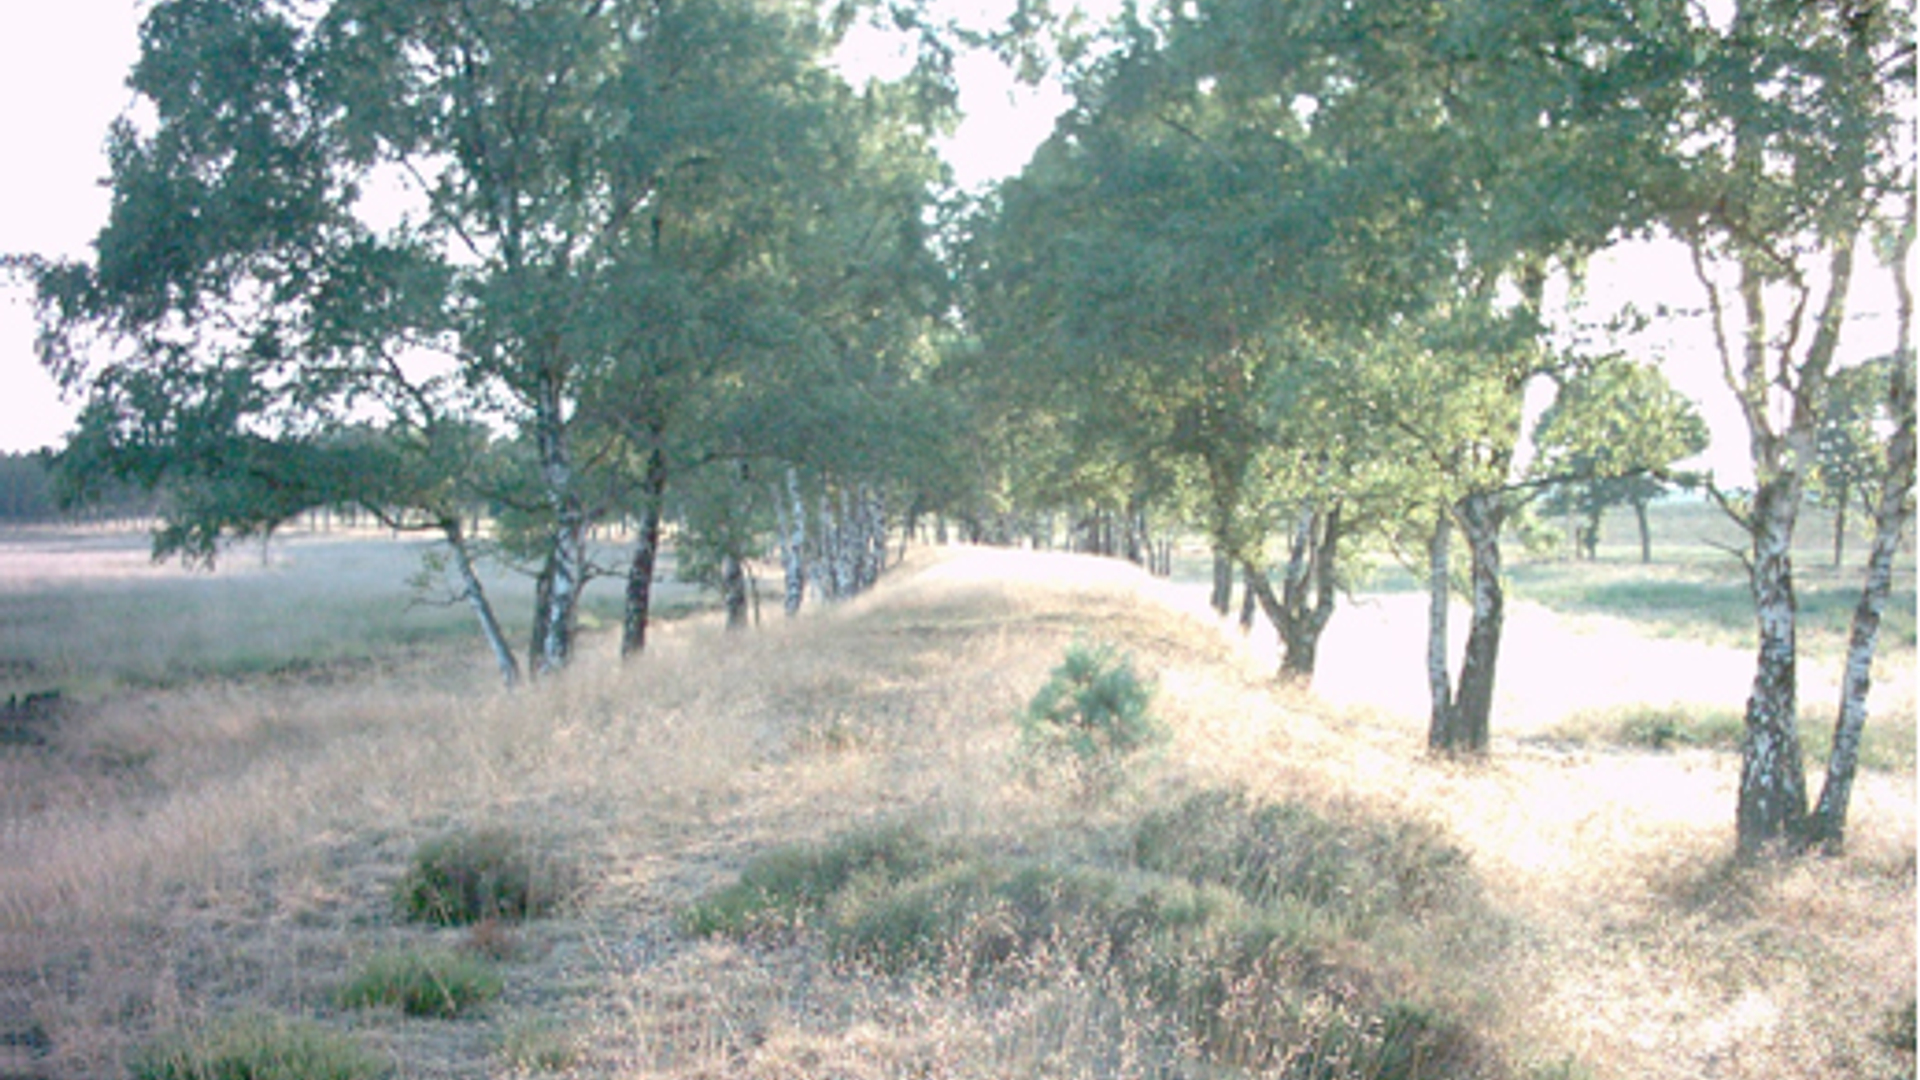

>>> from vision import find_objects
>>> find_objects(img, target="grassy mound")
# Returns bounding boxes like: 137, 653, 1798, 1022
685, 792, 1501, 1076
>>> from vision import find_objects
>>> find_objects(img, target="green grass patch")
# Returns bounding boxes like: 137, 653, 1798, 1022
395, 827, 578, 926
1133, 789, 1474, 930
1547, 704, 1915, 772
678, 821, 956, 938
684, 793, 1494, 1075
1508, 564, 1917, 654
336, 948, 503, 1019
131, 1013, 387, 1080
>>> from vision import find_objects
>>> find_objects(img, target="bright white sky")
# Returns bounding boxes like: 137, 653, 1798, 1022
0, 0, 1902, 491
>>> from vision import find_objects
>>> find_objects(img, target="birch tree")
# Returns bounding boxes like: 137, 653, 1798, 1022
1645, 0, 1912, 854
1803, 204, 1916, 854
34, 0, 945, 675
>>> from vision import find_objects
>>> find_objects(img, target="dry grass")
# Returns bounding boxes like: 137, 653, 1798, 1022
1, 537, 1913, 1079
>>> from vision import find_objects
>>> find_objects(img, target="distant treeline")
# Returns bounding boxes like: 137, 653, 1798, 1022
0, 450, 155, 525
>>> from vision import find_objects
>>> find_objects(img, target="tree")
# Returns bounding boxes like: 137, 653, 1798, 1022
1643, 0, 1913, 855
1531, 357, 1710, 563
34, 0, 946, 678
1803, 203, 1916, 853
1812, 354, 1899, 568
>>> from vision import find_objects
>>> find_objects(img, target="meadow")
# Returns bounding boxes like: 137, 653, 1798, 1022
1, 504, 1913, 1079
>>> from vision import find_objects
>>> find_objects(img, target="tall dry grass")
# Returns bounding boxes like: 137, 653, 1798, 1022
2, 539, 1912, 1078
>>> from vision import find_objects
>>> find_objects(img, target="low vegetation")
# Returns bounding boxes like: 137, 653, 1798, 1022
1015, 639, 1168, 798
685, 801, 1495, 1075
394, 826, 578, 927
127, 1014, 385, 1080
335, 948, 503, 1019
3, 532, 1912, 1079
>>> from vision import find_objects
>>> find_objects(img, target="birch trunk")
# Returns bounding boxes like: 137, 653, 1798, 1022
1738, 478, 1811, 854
1806, 221, 1915, 853
533, 377, 585, 675
1449, 491, 1505, 754
1633, 498, 1653, 564
1243, 506, 1343, 684
1426, 508, 1457, 749
1804, 451, 1911, 851
776, 467, 806, 616
444, 519, 520, 689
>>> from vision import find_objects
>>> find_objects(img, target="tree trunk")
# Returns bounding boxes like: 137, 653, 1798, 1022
533, 377, 585, 675
444, 519, 520, 689
810, 490, 837, 602
1238, 564, 1257, 632
620, 447, 667, 658
776, 467, 806, 616
722, 553, 749, 630
1803, 463, 1911, 852
528, 547, 556, 677
1737, 477, 1811, 856
1244, 504, 1344, 684
1634, 498, 1653, 564
1425, 507, 1457, 749
1805, 229, 1915, 853
1210, 549, 1233, 616
1831, 479, 1850, 569
1447, 491, 1505, 754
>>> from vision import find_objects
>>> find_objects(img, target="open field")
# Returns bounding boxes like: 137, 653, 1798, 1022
1, 524, 1914, 1079
0, 526, 712, 698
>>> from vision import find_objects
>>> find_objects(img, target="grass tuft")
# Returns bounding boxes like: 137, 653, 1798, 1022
493, 1017, 584, 1072
1133, 788, 1473, 928
130, 1013, 387, 1080
335, 948, 503, 1019
394, 827, 576, 926
686, 796, 1494, 1074
679, 821, 955, 938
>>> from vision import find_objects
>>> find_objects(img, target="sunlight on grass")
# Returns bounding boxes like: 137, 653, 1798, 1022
3, 537, 1912, 1080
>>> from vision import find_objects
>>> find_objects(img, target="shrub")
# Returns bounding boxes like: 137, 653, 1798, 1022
1133, 789, 1472, 929
1017, 641, 1166, 796
130, 1013, 386, 1080
679, 822, 953, 938
394, 827, 573, 926
1882, 993, 1917, 1055
336, 948, 503, 1019
827, 859, 1157, 977
494, 1018, 583, 1072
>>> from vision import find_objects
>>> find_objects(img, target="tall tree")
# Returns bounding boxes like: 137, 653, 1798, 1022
1646, 0, 1913, 854
34, 0, 945, 676
1803, 202, 1916, 853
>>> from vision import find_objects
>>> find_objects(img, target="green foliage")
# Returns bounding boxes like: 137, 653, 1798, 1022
678, 822, 954, 938
1016, 641, 1167, 795
336, 948, 503, 1019
685, 795, 1491, 1074
395, 828, 574, 927
1531, 358, 1710, 558
1881, 994, 1917, 1055
130, 1013, 387, 1080
1133, 789, 1472, 930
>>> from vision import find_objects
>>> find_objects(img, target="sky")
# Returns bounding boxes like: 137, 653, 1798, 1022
0, 1, 1070, 456
0, 2, 1903, 487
